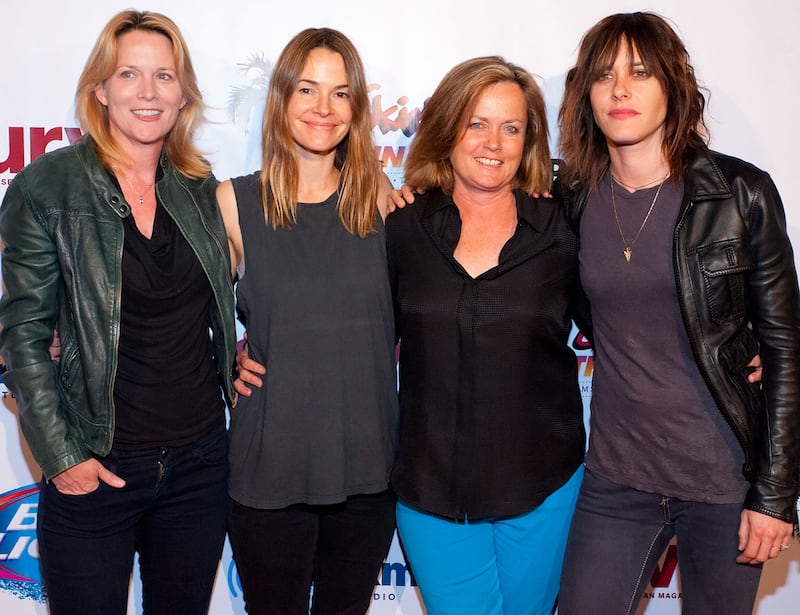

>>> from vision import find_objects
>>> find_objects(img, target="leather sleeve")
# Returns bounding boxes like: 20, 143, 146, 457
0, 171, 91, 478
741, 169, 800, 522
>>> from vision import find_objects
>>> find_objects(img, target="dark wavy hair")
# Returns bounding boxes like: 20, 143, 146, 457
558, 12, 708, 189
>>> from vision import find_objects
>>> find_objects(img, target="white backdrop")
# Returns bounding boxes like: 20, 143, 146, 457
1, 1, 798, 613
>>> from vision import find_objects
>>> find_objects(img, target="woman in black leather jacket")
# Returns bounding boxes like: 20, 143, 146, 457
556, 12, 800, 615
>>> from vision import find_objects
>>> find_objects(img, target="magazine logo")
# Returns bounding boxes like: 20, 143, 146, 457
642, 544, 681, 600
0, 484, 44, 602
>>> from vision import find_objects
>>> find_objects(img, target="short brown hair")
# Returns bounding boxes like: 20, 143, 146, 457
404, 56, 552, 196
75, 10, 209, 178
558, 12, 707, 189
259, 28, 380, 237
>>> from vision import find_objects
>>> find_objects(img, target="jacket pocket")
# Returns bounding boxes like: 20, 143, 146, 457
698, 238, 754, 324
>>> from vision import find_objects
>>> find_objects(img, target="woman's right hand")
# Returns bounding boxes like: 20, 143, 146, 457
50, 458, 125, 495
234, 333, 266, 397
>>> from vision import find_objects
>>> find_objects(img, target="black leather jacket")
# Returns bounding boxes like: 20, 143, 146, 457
0, 137, 237, 479
565, 146, 800, 522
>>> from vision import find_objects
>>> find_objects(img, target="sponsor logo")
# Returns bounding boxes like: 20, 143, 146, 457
1, 126, 83, 177
0, 485, 44, 602
226, 558, 417, 601
374, 560, 417, 602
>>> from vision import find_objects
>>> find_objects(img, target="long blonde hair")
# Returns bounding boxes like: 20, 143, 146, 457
259, 28, 380, 237
75, 10, 210, 178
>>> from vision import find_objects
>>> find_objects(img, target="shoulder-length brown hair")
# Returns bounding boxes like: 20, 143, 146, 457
404, 56, 552, 196
75, 10, 209, 178
260, 28, 380, 237
558, 12, 708, 189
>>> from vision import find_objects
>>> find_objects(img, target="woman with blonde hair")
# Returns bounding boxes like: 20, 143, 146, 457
218, 27, 398, 614
0, 10, 236, 615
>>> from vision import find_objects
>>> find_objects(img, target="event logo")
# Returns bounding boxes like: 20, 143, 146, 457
0, 484, 44, 603
1, 126, 83, 178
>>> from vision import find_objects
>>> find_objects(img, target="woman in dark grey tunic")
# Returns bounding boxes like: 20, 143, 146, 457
216, 28, 397, 615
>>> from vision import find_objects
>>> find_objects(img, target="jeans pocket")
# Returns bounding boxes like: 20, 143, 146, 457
194, 429, 228, 467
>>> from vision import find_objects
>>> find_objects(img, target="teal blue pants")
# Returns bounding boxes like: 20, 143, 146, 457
396, 465, 583, 615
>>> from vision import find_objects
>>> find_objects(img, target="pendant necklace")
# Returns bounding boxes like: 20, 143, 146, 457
610, 173, 669, 262
122, 174, 154, 205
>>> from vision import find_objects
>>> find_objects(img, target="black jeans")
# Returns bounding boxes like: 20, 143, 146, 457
559, 468, 762, 615
228, 490, 396, 615
37, 427, 228, 615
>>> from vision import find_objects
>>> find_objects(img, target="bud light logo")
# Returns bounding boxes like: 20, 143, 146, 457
0, 485, 44, 602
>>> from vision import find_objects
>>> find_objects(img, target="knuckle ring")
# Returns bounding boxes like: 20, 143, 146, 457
780, 543, 790, 551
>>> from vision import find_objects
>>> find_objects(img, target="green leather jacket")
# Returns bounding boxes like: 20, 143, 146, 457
0, 137, 237, 479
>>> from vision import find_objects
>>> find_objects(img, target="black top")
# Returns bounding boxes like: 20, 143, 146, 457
113, 200, 224, 449
387, 188, 585, 520
227, 172, 399, 509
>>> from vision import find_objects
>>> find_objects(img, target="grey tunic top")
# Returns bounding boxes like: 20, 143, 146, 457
579, 173, 748, 504
228, 172, 399, 509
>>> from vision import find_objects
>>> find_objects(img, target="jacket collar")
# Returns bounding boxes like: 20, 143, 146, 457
73, 136, 173, 218
683, 146, 734, 202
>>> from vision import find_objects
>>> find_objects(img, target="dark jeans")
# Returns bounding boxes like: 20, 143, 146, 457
558, 468, 762, 615
37, 427, 228, 615
228, 490, 396, 615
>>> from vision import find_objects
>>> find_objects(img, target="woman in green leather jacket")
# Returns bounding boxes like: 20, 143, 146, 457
0, 10, 236, 615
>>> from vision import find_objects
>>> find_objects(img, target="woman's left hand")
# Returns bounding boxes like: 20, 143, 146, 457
736, 509, 794, 564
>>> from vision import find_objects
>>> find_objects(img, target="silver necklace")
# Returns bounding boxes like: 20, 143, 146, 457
610, 173, 668, 262
122, 174, 154, 205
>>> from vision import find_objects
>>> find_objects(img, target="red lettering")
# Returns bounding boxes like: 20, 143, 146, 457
1, 127, 83, 173
650, 544, 678, 588
0, 127, 25, 174
65, 127, 83, 144
30, 127, 64, 161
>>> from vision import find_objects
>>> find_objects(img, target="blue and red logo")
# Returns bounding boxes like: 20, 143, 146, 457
0, 484, 44, 602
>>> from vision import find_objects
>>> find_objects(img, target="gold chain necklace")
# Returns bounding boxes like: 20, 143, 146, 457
121, 174, 154, 205
610, 173, 668, 262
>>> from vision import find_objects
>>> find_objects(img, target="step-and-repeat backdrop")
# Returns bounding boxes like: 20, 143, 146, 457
1, 1, 798, 613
